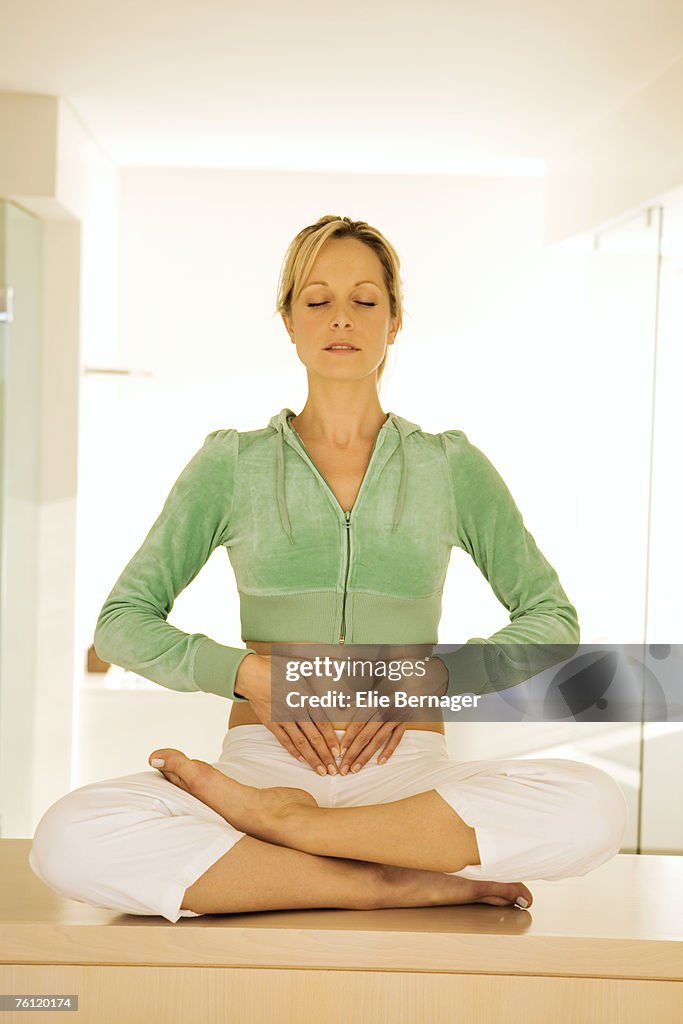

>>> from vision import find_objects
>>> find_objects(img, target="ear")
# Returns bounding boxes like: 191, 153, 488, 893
281, 312, 295, 341
387, 315, 400, 344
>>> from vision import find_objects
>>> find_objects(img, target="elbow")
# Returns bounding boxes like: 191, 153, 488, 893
93, 607, 119, 666
92, 620, 111, 665
559, 601, 580, 653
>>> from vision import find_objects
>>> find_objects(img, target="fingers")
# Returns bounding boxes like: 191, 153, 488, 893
270, 718, 410, 776
299, 719, 341, 772
336, 718, 369, 764
376, 723, 408, 765
269, 724, 308, 764
271, 723, 339, 775
338, 720, 397, 775
309, 717, 343, 760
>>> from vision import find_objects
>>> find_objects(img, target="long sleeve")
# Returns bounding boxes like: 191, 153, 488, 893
93, 428, 256, 702
434, 429, 580, 697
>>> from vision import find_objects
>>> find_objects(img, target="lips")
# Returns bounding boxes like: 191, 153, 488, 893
324, 344, 359, 351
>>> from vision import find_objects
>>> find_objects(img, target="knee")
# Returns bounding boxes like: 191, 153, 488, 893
585, 765, 628, 853
567, 764, 629, 871
29, 787, 98, 899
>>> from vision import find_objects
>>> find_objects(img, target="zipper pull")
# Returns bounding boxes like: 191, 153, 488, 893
345, 511, 351, 526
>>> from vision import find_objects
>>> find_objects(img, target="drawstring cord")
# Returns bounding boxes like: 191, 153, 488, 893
391, 421, 407, 533
276, 428, 294, 544
276, 413, 407, 542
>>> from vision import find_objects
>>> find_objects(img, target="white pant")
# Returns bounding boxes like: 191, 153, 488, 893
29, 726, 628, 924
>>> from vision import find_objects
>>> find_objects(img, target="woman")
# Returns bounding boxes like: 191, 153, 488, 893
29, 215, 627, 924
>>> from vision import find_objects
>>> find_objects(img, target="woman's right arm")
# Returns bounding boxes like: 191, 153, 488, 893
93, 428, 257, 703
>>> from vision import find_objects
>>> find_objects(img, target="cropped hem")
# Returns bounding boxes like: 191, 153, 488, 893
432, 785, 498, 871
160, 831, 247, 924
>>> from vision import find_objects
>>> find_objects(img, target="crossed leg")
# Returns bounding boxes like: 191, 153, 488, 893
180, 834, 531, 915
148, 748, 533, 914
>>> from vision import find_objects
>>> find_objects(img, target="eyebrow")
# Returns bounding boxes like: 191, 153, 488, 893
302, 280, 380, 289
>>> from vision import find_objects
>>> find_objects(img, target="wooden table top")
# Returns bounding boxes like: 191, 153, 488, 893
3, 840, 682, 980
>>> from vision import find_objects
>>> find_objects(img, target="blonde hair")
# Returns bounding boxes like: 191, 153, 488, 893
275, 215, 404, 385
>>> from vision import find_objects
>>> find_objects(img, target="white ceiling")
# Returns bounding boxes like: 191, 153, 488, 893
2, 0, 683, 172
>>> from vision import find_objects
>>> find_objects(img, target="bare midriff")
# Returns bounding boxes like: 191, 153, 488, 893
227, 641, 445, 735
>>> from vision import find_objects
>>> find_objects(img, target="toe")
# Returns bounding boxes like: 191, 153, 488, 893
475, 880, 533, 909
148, 748, 188, 771
514, 884, 533, 908
149, 750, 225, 797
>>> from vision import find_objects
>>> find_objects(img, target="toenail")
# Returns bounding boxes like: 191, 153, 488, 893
515, 897, 529, 909
151, 758, 165, 768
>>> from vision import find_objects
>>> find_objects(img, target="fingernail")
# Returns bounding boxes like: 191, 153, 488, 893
378, 757, 387, 764
341, 765, 349, 775
515, 897, 529, 909
317, 765, 327, 776
327, 764, 337, 775
340, 748, 347, 757
298, 756, 306, 762
331, 748, 339, 758
151, 758, 165, 768
352, 763, 361, 773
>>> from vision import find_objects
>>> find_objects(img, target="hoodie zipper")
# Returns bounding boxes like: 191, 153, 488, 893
339, 511, 351, 643
285, 417, 390, 645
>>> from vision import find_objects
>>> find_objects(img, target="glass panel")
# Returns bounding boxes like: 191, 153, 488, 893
0, 200, 43, 837
580, 209, 662, 854
641, 199, 683, 854
514, 209, 663, 856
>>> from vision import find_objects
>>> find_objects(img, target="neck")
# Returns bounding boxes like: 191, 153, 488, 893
291, 388, 389, 447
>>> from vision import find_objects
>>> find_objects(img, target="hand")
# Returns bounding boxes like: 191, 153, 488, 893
234, 653, 342, 775
336, 647, 449, 774
337, 716, 409, 775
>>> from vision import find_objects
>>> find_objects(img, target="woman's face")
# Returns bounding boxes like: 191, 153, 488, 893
282, 236, 399, 382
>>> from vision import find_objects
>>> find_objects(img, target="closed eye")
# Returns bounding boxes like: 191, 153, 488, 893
307, 301, 376, 307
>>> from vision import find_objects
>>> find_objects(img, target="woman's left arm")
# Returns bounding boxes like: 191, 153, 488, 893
433, 429, 580, 697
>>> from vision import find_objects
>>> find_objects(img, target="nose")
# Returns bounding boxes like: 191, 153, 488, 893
332, 307, 352, 327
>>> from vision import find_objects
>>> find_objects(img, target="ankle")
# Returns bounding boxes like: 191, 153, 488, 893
268, 799, 316, 849
352, 862, 393, 911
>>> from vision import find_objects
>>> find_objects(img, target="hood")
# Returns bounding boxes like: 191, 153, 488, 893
268, 407, 421, 544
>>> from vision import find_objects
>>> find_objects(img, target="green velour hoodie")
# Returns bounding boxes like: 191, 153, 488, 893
93, 408, 580, 703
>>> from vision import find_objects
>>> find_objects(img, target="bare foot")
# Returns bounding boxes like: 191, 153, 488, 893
379, 863, 533, 910
148, 747, 317, 845
149, 748, 532, 910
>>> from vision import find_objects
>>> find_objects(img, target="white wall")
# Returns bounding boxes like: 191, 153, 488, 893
545, 56, 683, 243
